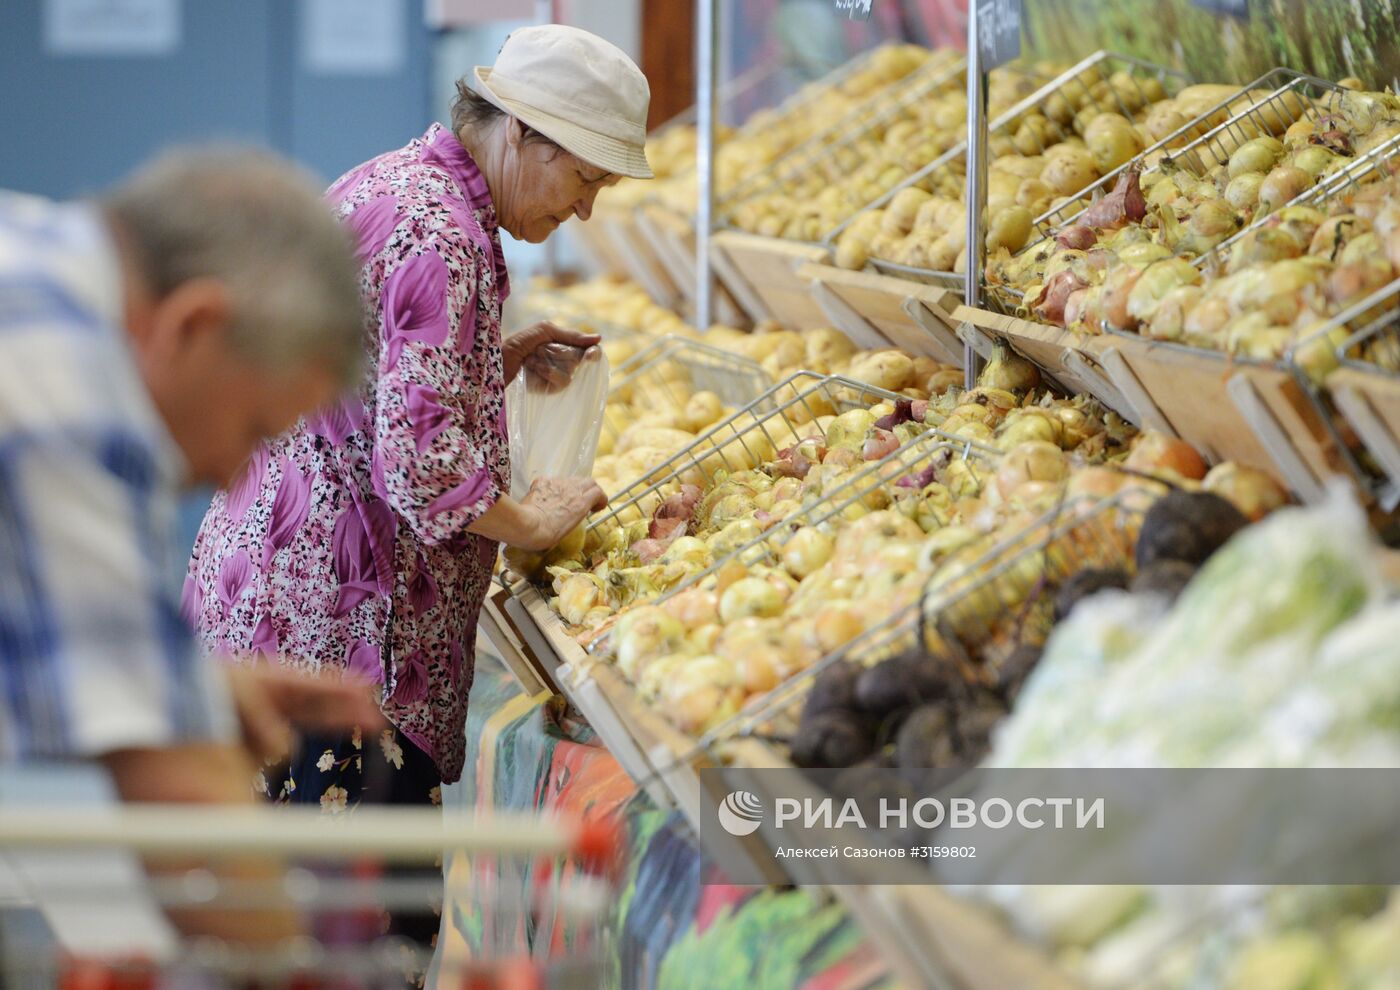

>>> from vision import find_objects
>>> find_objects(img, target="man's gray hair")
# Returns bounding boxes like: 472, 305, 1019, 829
102, 147, 365, 387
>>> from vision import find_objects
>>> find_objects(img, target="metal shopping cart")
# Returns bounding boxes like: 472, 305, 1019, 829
0, 764, 620, 990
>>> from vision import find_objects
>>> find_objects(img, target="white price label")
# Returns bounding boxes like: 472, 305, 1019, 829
975, 0, 1023, 70
834, 0, 874, 21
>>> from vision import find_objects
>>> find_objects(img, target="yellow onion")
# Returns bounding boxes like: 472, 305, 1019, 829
997, 409, 1060, 450
661, 656, 742, 734
660, 587, 719, 630
1258, 166, 1312, 214
781, 528, 833, 579
555, 574, 603, 626
1225, 172, 1265, 211
1127, 259, 1203, 326
1145, 284, 1205, 342
1228, 136, 1283, 178
718, 577, 785, 623
994, 441, 1069, 501
614, 606, 687, 680
1203, 462, 1288, 521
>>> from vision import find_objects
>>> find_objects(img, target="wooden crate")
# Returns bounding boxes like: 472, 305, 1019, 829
796, 262, 966, 365
709, 230, 834, 329
1329, 366, 1400, 497
634, 204, 748, 327
953, 306, 1140, 425
568, 208, 629, 281
585, 201, 683, 310
1097, 336, 1356, 502
480, 583, 557, 698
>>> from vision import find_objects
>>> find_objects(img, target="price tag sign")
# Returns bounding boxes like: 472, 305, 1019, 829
834, 0, 873, 21
1190, 0, 1248, 17
975, 0, 1022, 70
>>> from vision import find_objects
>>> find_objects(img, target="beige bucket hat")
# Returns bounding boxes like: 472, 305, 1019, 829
474, 25, 653, 180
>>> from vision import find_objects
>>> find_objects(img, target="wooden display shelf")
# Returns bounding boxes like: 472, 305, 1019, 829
952, 305, 1140, 425
709, 230, 834, 329
796, 262, 966, 364
584, 200, 683, 310
1328, 366, 1400, 497
634, 203, 747, 327
1097, 335, 1358, 503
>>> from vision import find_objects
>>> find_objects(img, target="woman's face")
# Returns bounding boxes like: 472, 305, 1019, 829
501, 123, 621, 242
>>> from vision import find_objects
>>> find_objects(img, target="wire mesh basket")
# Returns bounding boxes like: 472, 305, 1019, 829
697, 487, 1149, 756
718, 50, 972, 223
1027, 69, 1315, 240
0, 803, 620, 990
833, 51, 1190, 292
589, 371, 902, 531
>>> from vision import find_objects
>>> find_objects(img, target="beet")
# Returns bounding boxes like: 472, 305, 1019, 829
801, 661, 863, 721
1053, 566, 1130, 621
1135, 491, 1248, 569
894, 705, 958, 769
790, 711, 877, 769
1131, 558, 1198, 603
854, 652, 951, 718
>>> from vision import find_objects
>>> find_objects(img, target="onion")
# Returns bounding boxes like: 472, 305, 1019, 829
614, 607, 687, 680
996, 413, 1060, 450
1258, 166, 1312, 214
1124, 431, 1207, 480
1127, 259, 1203, 326
813, 607, 865, 653
736, 653, 781, 694
978, 340, 1042, 392
1033, 270, 1089, 326
1203, 462, 1288, 521
1062, 288, 1091, 329
1082, 169, 1147, 230
1066, 465, 1128, 500
718, 577, 785, 623
1289, 145, 1336, 179
862, 428, 901, 462
821, 447, 861, 469
1056, 225, 1099, 250
1100, 264, 1144, 331
1227, 136, 1282, 178
1308, 214, 1371, 258
781, 528, 833, 580
1225, 172, 1265, 211
1145, 284, 1205, 341
660, 587, 720, 630
994, 441, 1069, 501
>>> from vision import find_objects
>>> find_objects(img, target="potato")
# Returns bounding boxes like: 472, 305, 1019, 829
986, 205, 1034, 254
846, 350, 916, 392
805, 327, 857, 367
884, 187, 932, 234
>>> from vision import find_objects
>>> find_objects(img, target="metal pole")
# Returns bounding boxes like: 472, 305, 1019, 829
695, 0, 719, 330
964, 2, 988, 390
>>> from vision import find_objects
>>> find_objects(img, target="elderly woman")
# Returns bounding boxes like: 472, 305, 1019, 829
186, 26, 649, 822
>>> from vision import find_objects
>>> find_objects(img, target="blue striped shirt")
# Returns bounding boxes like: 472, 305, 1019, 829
0, 191, 235, 760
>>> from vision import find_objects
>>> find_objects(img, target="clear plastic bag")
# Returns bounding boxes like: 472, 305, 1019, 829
506, 345, 609, 500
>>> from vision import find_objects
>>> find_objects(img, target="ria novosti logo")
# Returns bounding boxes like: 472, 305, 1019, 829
717, 790, 764, 836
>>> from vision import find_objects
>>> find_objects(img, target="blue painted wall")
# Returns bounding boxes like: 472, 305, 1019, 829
0, 0, 435, 198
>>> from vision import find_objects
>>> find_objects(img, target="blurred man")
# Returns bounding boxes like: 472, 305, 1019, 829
0, 148, 383, 941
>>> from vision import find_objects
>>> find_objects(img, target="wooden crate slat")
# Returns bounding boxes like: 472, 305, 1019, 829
710, 231, 833, 329
1328, 367, 1400, 496
798, 262, 967, 363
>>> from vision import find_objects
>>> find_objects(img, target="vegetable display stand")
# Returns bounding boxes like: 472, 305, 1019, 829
1097, 332, 1351, 500
952, 304, 1140, 423
796, 260, 967, 364
1330, 368, 1400, 502
708, 229, 834, 327
591, 199, 683, 310
481, 581, 559, 698
1327, 285, 1400, 504
634, 202, 748, 326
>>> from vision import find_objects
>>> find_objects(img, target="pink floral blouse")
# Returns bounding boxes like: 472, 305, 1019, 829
185, 124, 511, 783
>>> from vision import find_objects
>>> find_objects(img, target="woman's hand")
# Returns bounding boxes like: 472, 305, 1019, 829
518, 476, 609, 550
503, 321, 602, 387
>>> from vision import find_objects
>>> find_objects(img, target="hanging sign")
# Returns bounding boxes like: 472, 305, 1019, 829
975, 0, 1023, 70
834, 0, 873, 21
